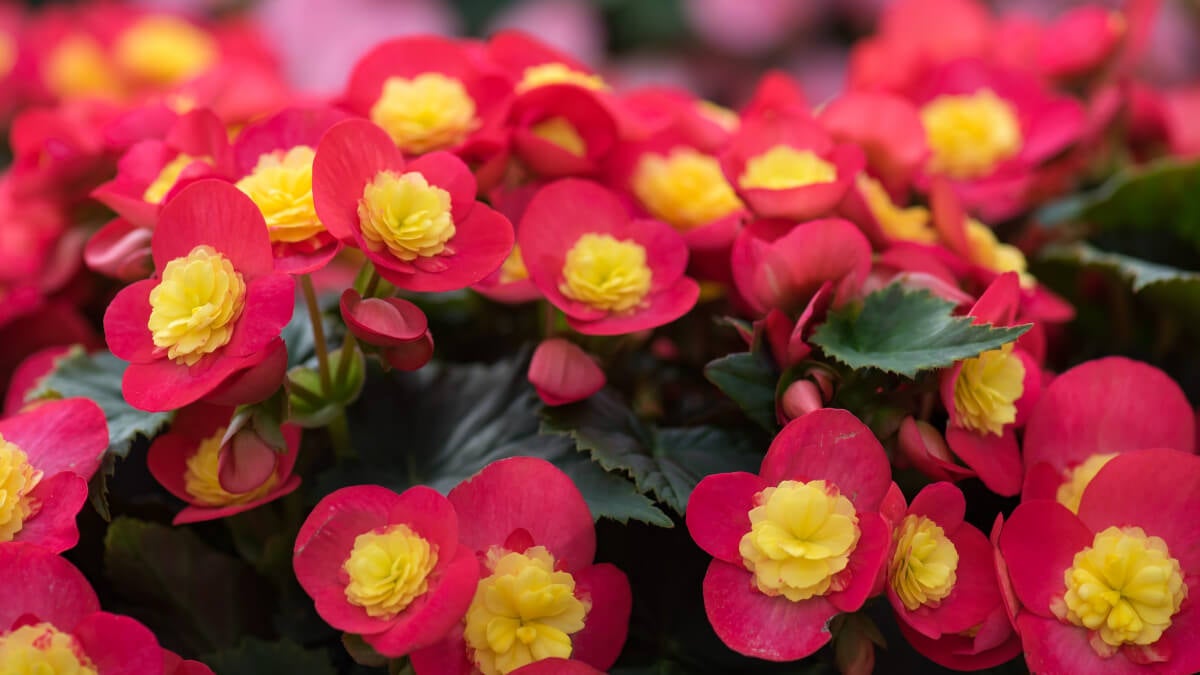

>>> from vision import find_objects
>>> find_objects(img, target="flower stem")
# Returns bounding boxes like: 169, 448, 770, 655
363, 265, 382, 298
327, 410, 353, 461
335, 330, 358, 389
300, 274, 333, 395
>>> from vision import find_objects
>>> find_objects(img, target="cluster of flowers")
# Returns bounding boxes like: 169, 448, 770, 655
0, 0, 1198, 672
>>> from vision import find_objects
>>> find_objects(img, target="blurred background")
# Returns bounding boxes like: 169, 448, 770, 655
26, 0, 1199, 107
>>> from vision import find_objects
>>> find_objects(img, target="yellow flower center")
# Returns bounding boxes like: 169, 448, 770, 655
953, 343, 1025, 436
356, 170, 456, 262
0, 623, 98, 675
858, 174, 937, 244
45, 35, 123, 101
0, 33, 17, 80
499, 245, 529, 284
516, 63, 607, 94
114, 16, 217, 87
1057, 527, 1187, 649
0, 434, 41, 543
738, 480, 861, 602
921, 89, 1023, 179
143, 153, 212, 205
529, 117, 587, 157
235, 146, 324, 244
464, 546, 588, 675
558, 233, 652, 313
631, 148, 743, 231
890, 515, 959, 610
1055, 453, 1119, 515
147, 245, 247, 367
343, 524, 438, 619
182, 427, 277, 508
369, 73, 478, 154
738, 146, 837, 191
965, 220, 1034, 287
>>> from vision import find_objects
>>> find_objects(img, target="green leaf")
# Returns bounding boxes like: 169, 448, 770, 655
703, 352, 778, 431
28, 346, 171, 458
317, 351, 671, 527
810, 284, 1031, 377
541, 391, 761, 516
1039, 159, 1200, 250
203, 638, 336, 675
104, 517, 270, 654
1040, 242, 1200, 319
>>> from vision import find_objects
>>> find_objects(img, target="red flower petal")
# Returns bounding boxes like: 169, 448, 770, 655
570, 563, 633, 671
702, 558, 838, 661
685, 471, 768, 564
72, 612, 163, 675
15, 472, 87, 553
341, 290, 429, 347
222, 275, 297, 359
1024, 357, 1195, 471
1016, 613, 1142, 675
819, 91, 928, 192
894, 522, 1000, 638
0, 542, 99, 632
510, 659, 604, 675
0, 397, 107, 479
363, 544, 479, 657
566, 278, 700, 336
945, 426, 1023, 496
1077, 448, 1200, 570
448, 457, 596, 570
908, 482, 966, 532
759, 409, 892, 512
998, 500, 1091, 618
152, 180, 274, 279
312, 118, 407, 241
826, 512, 891, 613
233, 105, 350, 176
103, 280, 157, 364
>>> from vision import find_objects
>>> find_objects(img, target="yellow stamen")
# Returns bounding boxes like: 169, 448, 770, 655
953, 343, 1025, 436
144, 153, 211, 205
739, 146, 836, 191
356, 170, 456, 262
45, 34, 123, 101
965, 220, 1035, 287
499, 245, 529, 284
0, 623, 98, 674
1055, 453, 1119, 514
739, 480, 861, 602
343, 524, 438, 619
558, 233, 652, 313
464, 546, 588, 675
114, 16, 217, 87
0, 434, 42, 542
235, 146, 324, 244
529, 117, 587, 157
632, 148, 743, 231
921, 89, 1022, 179
890, 514, 959, 610
147, 245, 246, 366
370, 73, 478, 154
517, 63, 607, 94
857, 174, 936, 244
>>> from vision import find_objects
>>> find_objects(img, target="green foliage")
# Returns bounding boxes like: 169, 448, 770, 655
203, 638, 337, 675
1040, 158, 1200, 250
542, 390, 761, 516
104, 517, 270, 655
28, 346, 171, 458
1041, 242, 1200, 313
810, 285, 1030, 377
704, 352, 778, 431
317, 351, 672, 527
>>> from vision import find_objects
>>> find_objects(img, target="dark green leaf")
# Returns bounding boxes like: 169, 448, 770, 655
810, 284, 1030, 377
317, 351, 671, 527
703, 352, 778, 431
28, 346, 171, 458
541, 391, 761, 516
1038, 159, 1200, 250
1040, 242, 1200, 323
104, 517, 269, 654
203, 639, 336, 675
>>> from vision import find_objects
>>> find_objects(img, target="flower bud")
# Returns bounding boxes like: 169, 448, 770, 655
780, 379, 823, 421
528, 338, 605, 406
218, 429, 279, 494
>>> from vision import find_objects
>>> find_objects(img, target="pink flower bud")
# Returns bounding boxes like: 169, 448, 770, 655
780, 379, 823, 421
340, 289, 430, 348
84, 218, 153, 282
897, 416, 974, 482
528, 338, 605, 406
218, 430, 280, 494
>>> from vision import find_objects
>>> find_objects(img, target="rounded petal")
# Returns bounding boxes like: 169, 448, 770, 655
826, 512, 891, 613
945, 427, 1023, 497
448, 457, 596, 570
0, 397, 107, 479
702, 559, 838, 661
1077, 448, 1200, 570
406, 151, 479, 223
570, 563, 632, 671
998, 500, 1092, 618
1016, 613, 1141, 675
72, 612, 163, 675
895, 523, 1000, 638
909, 482, 966, 532
152, 180, 273, 279
685, 471, 768, 564
1024, 357, 1195, 471
760, 409, 892, 512
233, 105, 351, 176
511, 659, 604, 675
0, 542, 100, 631
15, 473, 88, 553
566, 278, 700, 336
103, 280, 157, 364
312, 118, 407, 241
341, 290, 429, 348
223, 274, 297, 358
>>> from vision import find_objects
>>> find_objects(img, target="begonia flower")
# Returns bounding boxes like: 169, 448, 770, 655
313, 118, 515, 292
518, 179, 699, 335
103, 179, 295, 412
686, 409, 893, 660
294, 484, 480, 657
411, 457, 631, 674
